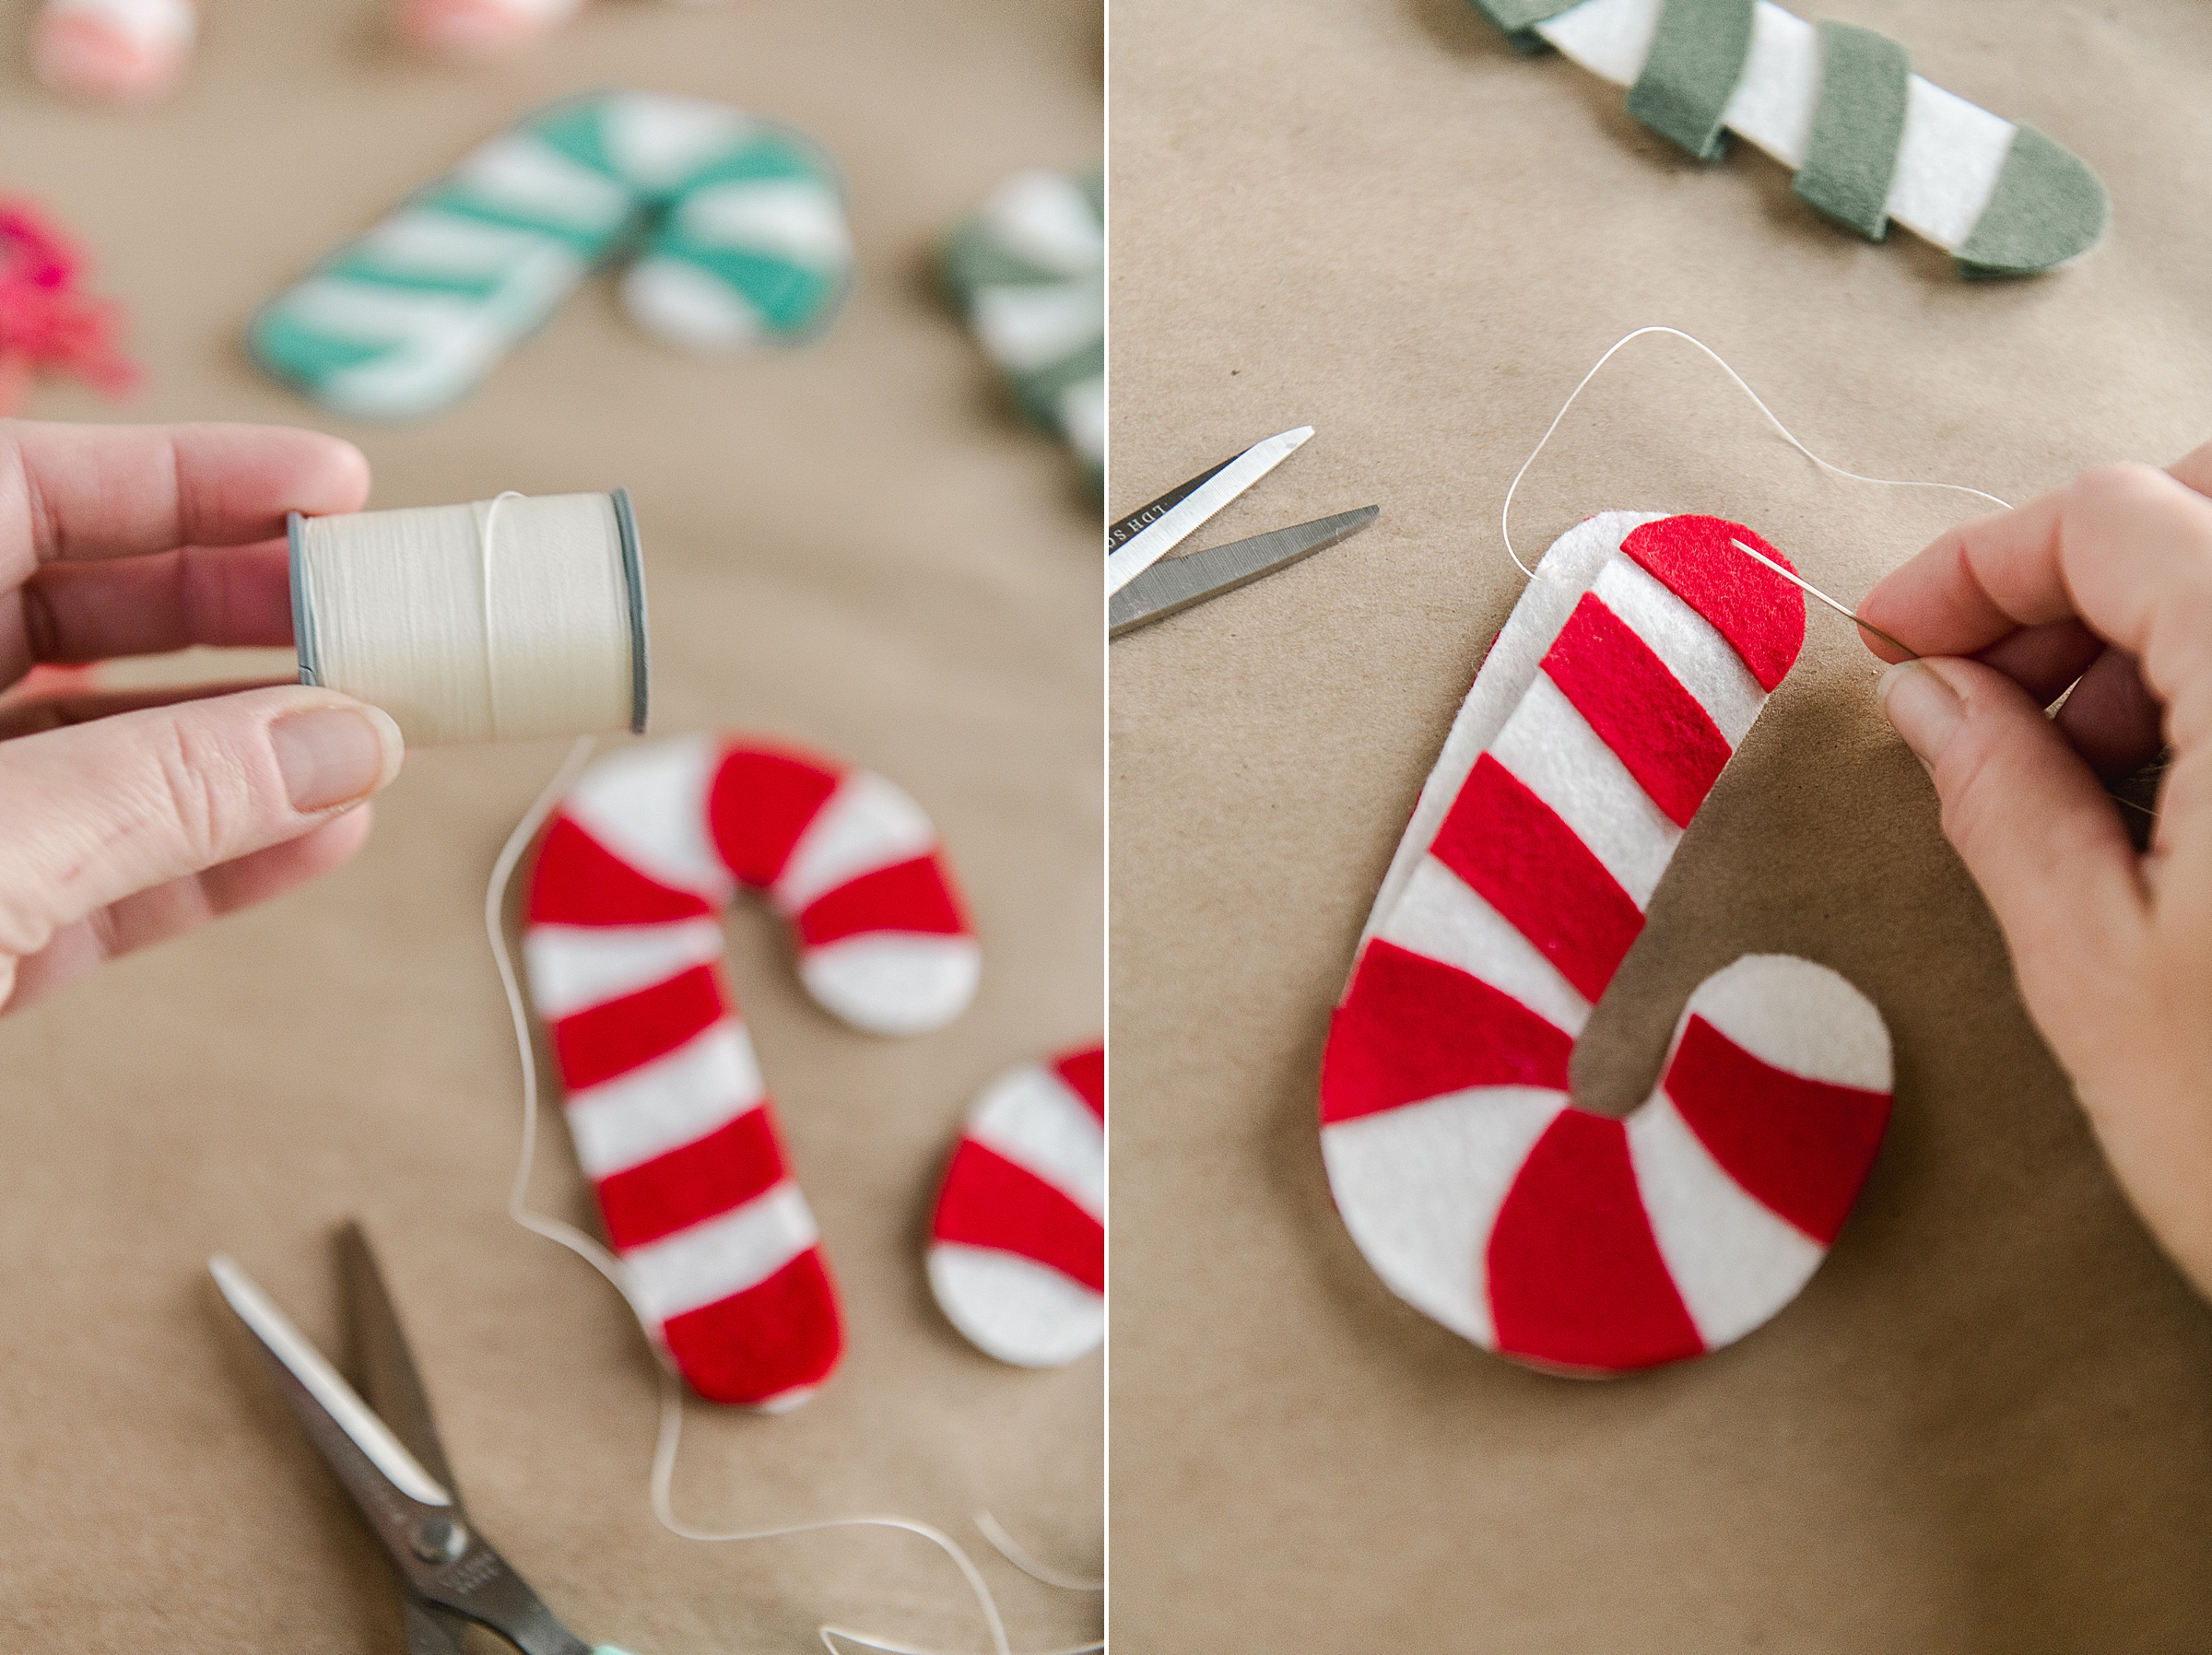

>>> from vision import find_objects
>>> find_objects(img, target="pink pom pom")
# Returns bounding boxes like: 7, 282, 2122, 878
0, 200, 138, 415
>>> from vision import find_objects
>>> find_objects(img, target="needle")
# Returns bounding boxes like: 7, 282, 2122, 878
1727, 538, 1920, 661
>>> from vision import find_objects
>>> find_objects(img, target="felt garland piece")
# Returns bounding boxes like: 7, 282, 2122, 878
1468, 0, 2107, 276
942, 169, 1105, 489
0, 200, 137, 415
927, 1044, 1104, 1368
1319, 512, 1893, 1376
523, 736, 980, 1408
250, 92, 852, 420
32, 0, 194, 103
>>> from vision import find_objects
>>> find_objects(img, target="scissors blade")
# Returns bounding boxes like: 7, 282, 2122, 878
339, 1221, 460, 1503
1105, 425, 1312, 595
1109, 506, 1378, 639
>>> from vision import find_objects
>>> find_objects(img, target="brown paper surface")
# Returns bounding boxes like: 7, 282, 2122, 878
0, 3, 1101, 1648
1110, 0, 2212, 1647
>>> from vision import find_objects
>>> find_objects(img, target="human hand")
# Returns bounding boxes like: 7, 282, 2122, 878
1859, 448, 2212, 1293
0, 420, 402, 1014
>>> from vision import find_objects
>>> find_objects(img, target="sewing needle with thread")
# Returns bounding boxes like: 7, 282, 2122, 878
1724, 536, 1918, 660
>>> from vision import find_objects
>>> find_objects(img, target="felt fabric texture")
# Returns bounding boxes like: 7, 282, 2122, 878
1317, 513, 1893, 1375
32, 0, 194, 102
927, 1044, 1105, 1368
523, 736, 980, 1406
1624, 0, 1757, 163
941, 168, 1105, 490
1794, 21, 1909, 241
1489, 0, 2109, 275
250, 91, 853, 419
0, 0, 1099, 1643
1112, 0, 2212, 1639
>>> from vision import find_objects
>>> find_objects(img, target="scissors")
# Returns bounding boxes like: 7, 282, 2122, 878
212, 1223, 634, 1655
1106, 424, 1378, 639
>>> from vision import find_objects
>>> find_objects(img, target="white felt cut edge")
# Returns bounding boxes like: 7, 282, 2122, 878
562, 1019, 766, 1180
798, 933, 982, 1036
675, 181, 853, 268
1684, 953, 1893, 1092
1373, 857, 1591, 1038
1363, 511, 1662, 942
968, 1063, 1106, 1220
598, 93, 755, 194
559, 734, 734, 901
927, 1244, 1103, 1367
1533, 0, 2015, 252
621, 259, 764, 352
523, 917, 725, 1020
621, 1180, 818, 1324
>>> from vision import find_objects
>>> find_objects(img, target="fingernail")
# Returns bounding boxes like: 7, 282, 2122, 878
273, 705, 404, 811
1877, 661, 1964, 766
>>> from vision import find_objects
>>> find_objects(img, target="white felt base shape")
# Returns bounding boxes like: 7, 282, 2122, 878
928, 1044, 1104, 1367
1320, 511, 1893, 1375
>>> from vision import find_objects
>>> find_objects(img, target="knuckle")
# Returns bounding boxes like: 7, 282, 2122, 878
146, 716, 246, 867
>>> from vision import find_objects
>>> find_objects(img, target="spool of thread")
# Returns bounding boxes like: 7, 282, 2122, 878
288, 489, 649, 746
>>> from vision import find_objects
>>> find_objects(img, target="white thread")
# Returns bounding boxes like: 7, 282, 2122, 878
974, 1512, 1102, 1593
1500, 325, 2011, 581
295, 491, 640, 746
486, 746, 1088, 1655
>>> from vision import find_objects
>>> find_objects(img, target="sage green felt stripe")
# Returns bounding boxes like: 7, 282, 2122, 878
1625, 0, 1756, 161
1467, 0, 1583, 53
1955, 124, 2110, 277
1792, 22, 1908, 241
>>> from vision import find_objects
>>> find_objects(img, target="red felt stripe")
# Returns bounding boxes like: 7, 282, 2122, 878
552, 965, 727, 1092
1619, 516, 1805, 693
526, 815, 712, 926
593, 1105, 787, 1250
1430, 755, 1643, 1003
1665, 1015, 1891, 1246
707, 745, 842, 889
796, 853, 968, 946
933, 1141, 1104, 1292
1487, 1109, 1704, 1371
1542, 593, 1733, 830
660, 1249, 843, 1406
1053, 1045, 1105, 1121
1320, 939, 1571, 1126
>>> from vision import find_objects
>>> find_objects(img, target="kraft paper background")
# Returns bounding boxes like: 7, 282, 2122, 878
0, 2, 1101, 1649
1110, 1, 2212, 1649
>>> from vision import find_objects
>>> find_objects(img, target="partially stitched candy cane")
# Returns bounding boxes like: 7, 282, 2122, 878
1320, 512, 1893, 1375
251, 92, 852, 420
524, 737, 980, 1408
928, 1044, 1104, 1368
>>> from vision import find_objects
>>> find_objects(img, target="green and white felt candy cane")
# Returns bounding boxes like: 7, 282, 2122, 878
942, 168, 1104, 487
1472, 0, 2108, 276
251, 92, 852, 419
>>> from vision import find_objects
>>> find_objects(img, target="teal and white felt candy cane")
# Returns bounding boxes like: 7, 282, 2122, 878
1472, 0, 2108, 276
251, 92, 852, 419
942, 168, 1104, 489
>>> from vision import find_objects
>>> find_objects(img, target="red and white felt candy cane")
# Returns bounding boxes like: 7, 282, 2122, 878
524, 735, 979, 1409
928, 1044, 1103, 1367
33, 0, 195, 102
1321, 512, 1893, 1377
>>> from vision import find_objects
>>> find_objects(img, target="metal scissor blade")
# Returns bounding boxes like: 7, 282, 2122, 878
340, 1220, 459, 1502
1109, 506, 1378, 639
1104, 425, 1312, 595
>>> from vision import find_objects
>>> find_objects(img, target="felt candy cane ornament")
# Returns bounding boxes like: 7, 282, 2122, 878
928, 1044, 1104, 1367
32, 0, 195, 102
1320, 512, 1893, 1375
942, 170, 1105, 489
394, 0, 731, 59
1471, 0, 2107, 276
523, 737, 980, 1408
251, 92, 852, 419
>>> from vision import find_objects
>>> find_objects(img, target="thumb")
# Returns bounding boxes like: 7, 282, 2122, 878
1877, 656, 2143, 1005
0, 685, 402, 989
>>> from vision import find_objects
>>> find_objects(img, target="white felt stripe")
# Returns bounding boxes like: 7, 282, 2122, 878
351, 209, 563, 283
451, 134, 637, 236
278, 278, 482, 341
967, 1062, 1105, 1221
1321, 1086, 1564, 1349
523, 918, 724, 1021
623, 1180, 818, 1324
599, 93, 752, 192
561, 734, 733, 901
1627, 1091, 1826, 1347
563, 1020, 765, 1180
621, 259, 762, 350
674, 181, 852, 268
1685, 954, 1892, 1092
1534, 0, 2018, 252
982, 170, 1104, 276
1588, 554, 1767, 747
927, 1244, 1104, 1368
1366, 511, 1663, 942
798, 933, 982, 1037
772, 769, 938, 913
973, 282, 1106, 374
1373, 856, 1590, 1038
1490, 671, 1681, 909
